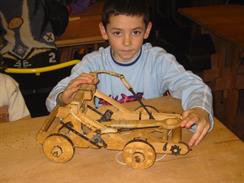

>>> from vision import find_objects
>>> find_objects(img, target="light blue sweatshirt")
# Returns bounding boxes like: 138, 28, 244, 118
46, 43, 213, 129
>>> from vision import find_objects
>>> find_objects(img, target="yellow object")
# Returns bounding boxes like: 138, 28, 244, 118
4, 60, 80, 76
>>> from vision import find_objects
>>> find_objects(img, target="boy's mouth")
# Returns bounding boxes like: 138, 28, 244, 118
120, 49, 133, 54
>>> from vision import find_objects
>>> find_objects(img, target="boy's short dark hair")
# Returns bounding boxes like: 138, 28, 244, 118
102, 0, 150, 27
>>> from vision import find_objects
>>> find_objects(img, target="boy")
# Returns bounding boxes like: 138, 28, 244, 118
0, 73, 30, 122
46, 0, 213, 148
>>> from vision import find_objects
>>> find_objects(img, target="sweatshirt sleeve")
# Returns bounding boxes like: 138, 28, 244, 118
45, 55, 94, 112
158, 53, 214, 131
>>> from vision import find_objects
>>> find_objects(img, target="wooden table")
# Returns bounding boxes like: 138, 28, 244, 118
179, 5, 244, 140
56, 15, 103, 48
0, 116, 243, 183
56, 1, 105, 62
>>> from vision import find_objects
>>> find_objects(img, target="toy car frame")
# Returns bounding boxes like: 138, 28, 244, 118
37, 71, 190, 169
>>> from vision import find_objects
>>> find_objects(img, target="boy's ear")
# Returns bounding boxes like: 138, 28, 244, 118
144, 21, 152, 39
99, 22, 108, 40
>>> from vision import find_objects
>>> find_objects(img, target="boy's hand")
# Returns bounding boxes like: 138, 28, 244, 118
58, 73, 98, 105
181, 107, 210, 148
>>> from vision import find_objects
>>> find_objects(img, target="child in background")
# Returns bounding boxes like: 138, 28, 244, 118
0, 73, 30, 122
46, 0, 213, 148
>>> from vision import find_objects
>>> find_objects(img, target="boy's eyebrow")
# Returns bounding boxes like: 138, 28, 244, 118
132, 27, 144, 30
110, 27, 144, 31
110, 28, 123, 31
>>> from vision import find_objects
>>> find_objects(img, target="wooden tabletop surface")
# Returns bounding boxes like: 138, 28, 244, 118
0, 116, 243, 182
56, 15, 103, 47
178, 5, 244, 48
56, 1, 104, 47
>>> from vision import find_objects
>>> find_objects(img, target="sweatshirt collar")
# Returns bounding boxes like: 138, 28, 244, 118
110, 48, 142, 66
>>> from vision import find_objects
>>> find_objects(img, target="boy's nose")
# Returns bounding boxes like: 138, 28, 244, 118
123, 34, 132, 46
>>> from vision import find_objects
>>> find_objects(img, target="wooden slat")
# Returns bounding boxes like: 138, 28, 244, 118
238, 64, 244, 74
201, 68, 219, 82
236, 74, 244, 89
0, 105, 8, 122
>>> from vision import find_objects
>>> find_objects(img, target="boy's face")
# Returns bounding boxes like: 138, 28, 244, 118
99, 15, 152, 63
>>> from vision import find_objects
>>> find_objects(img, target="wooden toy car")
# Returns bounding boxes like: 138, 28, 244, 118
37, 71, 190, 169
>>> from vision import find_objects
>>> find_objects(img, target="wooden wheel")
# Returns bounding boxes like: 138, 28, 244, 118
43, 134, 74, 163
123, 141, 156, 169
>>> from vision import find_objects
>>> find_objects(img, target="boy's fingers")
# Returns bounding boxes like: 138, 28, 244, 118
181, 108, 210, 147
58, 73, 99, 105
79, 73, 98, 83
181, 112, 199, 128
72, 77, 94, 85
181, 119, 196, 128
68, 75, 97, 89
194, 126, 209, 146
188, 124, 203, 147
64, 85, 80, 96
79, 77, 98, 84
188, 121, 210, 147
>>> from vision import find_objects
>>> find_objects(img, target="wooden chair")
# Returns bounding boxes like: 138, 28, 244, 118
0, 106, 8, 123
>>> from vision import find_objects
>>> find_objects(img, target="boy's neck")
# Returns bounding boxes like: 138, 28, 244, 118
110, 48, 142, 66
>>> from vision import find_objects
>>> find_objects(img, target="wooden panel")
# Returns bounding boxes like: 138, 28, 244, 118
0, 105, 8, 122
179, 5, 244, 48
238, 64, 244, 74
201, 68, 219, 82
236, 74, 244, 89
56, 15, 104, 47
56, 1, 104, 47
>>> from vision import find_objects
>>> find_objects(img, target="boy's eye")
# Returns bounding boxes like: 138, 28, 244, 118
132, 30, 142, 36
112, 31, 122, 36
